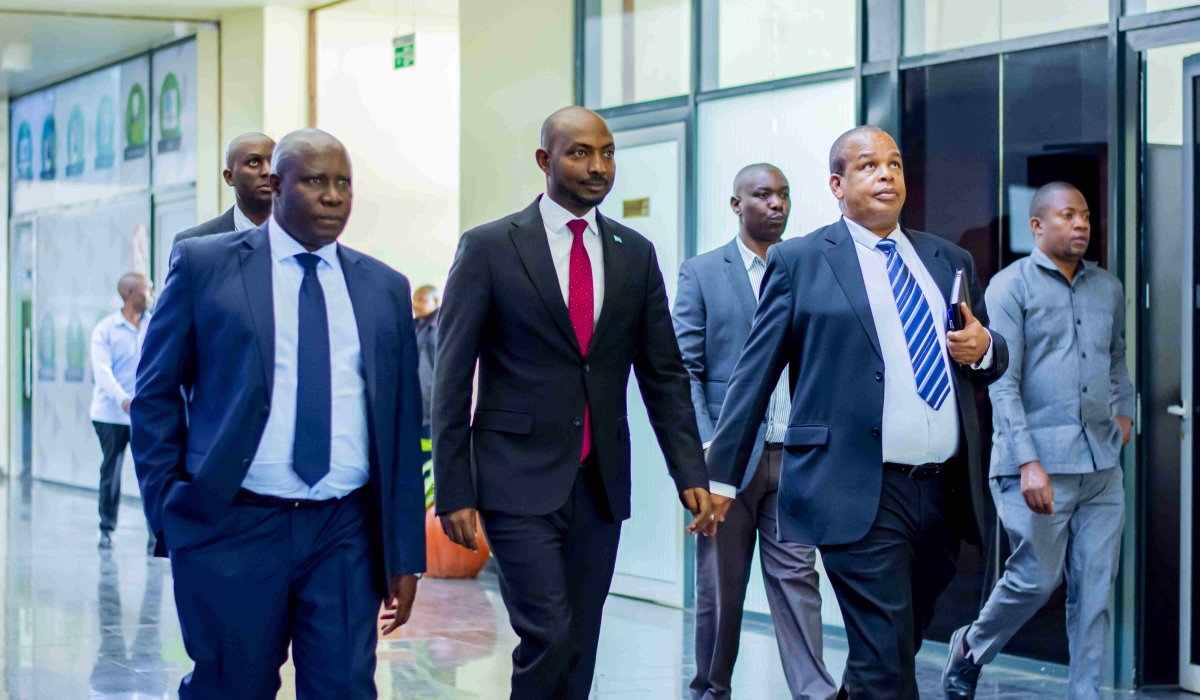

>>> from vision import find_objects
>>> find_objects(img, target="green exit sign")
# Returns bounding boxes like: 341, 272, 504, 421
393, 33, 416, 69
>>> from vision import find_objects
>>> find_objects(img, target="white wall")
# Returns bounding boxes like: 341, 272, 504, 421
905, 0, 1107, 55
459, 0, 573, 232
0, 95, 8, 475
1146, 41, 1200, 146
315, 0, 459, 290
717, 0, 855, 89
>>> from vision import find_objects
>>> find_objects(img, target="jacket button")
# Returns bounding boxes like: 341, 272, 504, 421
573, 417, 583, 427
871, 428, 881, 438
584, 364, 591, 373
875, 371, 883, 381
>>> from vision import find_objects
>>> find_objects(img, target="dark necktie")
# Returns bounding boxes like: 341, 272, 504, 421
293, 253, 332, 487
566, 219, 594, 462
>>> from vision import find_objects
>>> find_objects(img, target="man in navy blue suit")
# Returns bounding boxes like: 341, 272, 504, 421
131, 129, 425, 699
705, 126, 1009, 700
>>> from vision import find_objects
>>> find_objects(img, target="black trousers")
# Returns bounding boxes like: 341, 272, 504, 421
93, 421, 131, 533
480, 464, 622, 700
820, 470, 959, 700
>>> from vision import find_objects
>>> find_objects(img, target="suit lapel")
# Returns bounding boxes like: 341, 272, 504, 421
903, 228, 955, 305
822, 220, 883, 360
509, 200, 581, 354
238, 225, 275, 397
591, 214, 627, 350
339, 246, 378, 407
722, 239, 757, 326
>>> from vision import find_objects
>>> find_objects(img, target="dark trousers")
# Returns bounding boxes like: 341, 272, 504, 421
820, 470, 958, 700
93, 421, 131, 533
692, 444, 836, 700
481, 464, 622, 700
169, 489, 381, 700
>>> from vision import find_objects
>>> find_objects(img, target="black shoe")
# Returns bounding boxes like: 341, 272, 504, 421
943, 625, 982, 700
98, 532, 113, 549
146, 535, 157, 556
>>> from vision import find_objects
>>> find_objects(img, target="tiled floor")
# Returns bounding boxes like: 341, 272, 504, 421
0, 476, 1194, 699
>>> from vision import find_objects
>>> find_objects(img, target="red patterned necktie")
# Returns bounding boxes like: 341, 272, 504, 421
566, 219, 594, 462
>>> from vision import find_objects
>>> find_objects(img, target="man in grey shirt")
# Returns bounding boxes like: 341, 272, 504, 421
943, 182, 1134, 700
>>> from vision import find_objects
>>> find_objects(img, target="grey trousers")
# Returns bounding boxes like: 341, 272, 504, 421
966, 466, 1125, 700
691, 444, 836, 700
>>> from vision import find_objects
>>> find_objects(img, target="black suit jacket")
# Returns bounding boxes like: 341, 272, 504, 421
706, 220, 1009, 547
433, 197, 707, 521
172, 206, 236, 245
131, 224, 426, 591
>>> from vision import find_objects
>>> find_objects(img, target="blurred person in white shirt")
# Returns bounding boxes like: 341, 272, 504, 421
90, 272, 153, 552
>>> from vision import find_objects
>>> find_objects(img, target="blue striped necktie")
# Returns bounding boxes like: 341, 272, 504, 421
875, 238, 951, 411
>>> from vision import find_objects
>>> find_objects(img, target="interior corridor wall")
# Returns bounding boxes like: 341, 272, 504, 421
459, 0, 573, 232
0, 97, 8, 476
315, 0, 459, 290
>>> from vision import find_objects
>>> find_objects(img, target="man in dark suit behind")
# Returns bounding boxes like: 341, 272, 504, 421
433, 106, 713, 700
173, 132, 275, 243
132, 129, 425, 699
705, 126, 1009, 700
676, 163, 836, 700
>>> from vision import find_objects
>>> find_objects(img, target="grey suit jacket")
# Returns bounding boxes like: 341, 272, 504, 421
673, 238, 768, 492
172, 207, 236, 246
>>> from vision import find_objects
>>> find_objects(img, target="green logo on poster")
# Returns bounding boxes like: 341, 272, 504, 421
64, 313, 85, 382
125, 83, 147, 161
95, 96, 115, 170
37, 313, 55, 381
65, 106, 85, 177
158, 72, 181, 154
16, 122, 33, 181
39, 115, 56, 180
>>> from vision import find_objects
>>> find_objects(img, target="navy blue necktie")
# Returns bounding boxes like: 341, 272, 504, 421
875, 238, 951, 411
292, 253, 331, 487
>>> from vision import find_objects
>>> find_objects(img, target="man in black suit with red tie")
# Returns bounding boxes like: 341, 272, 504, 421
433, 106, 713, 700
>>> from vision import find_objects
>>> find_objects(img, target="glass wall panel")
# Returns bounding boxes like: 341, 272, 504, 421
1126, 1, 1200, 14
583, 0, 691, 108
697, 79, 855, 255
703, 0, 856, 90
904, 0, 1107, 56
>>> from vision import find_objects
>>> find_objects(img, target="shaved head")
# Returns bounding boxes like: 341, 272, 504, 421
273, 129, 348, 180
1030, 181, 1083, 219
541, 106, 611, 152
734, 163, 786, 196
117, 272, 147, 301
225, 132, 274, 170
829, 125, 888, 175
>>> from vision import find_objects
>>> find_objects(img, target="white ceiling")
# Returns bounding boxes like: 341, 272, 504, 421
0, 13, 203, 98
0, 0, 314, 21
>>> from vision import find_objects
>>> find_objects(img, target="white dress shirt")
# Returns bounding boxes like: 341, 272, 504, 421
843, 216, 992, 465
708, 236, 793, 499
540, 193, 604, 322
241, 216, 370, 500
232, 202, 257, 232
89, 310, 149, 425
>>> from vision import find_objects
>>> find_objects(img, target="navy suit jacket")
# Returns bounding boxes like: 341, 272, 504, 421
673, 238, 768, 492
172, 206, 236, 245
705, 220, 1009, 547
131, 224, 426, 591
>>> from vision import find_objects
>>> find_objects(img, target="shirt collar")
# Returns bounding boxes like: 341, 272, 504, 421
1030, 245, 1091, 281
843, 216, 902, 251
116, 310, 147, 332
734, 234, 765, 270
233, 203, 256, 232
268, 215, 340, 268
539, 193, 599, 237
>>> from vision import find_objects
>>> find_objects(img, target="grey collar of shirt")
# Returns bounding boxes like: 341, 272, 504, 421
1029, 245, 1095, 285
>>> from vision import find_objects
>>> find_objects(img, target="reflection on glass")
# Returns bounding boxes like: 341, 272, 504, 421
1002, 39, 1108, 270
1147, 42, 1200, 147
584, 0, 691, 108
697, 79, 854, 255
1126, 0, 1200, 14
903, 0, 1107, 56
707, 0, 855, 90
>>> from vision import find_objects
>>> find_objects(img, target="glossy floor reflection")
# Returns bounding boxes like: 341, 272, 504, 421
0, 478, 1194, 699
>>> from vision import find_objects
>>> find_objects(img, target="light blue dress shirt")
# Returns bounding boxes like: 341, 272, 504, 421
89, 310, 149, 426
241, 216, 370, 500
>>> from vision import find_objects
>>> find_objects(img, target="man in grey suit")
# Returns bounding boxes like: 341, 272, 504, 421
174, 132, 275, 244
675, 164, 836, 700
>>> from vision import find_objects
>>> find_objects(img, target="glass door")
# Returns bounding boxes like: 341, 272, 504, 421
1180, 52, 1200, 693
601, 122, 688, 607
8, 219, 33, 478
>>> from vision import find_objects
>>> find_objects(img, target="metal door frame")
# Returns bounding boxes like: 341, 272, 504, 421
1180, 51, 1200, 693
